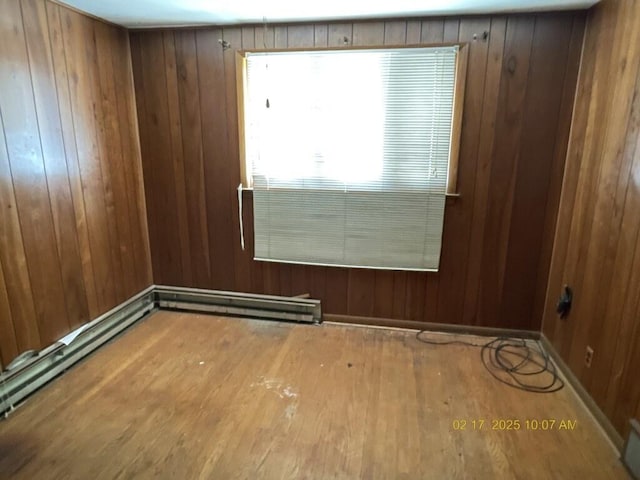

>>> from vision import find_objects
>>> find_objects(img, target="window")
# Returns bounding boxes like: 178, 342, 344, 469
238, 45, 466, 271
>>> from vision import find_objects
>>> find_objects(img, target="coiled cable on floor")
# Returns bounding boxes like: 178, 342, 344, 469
416, 332, 564, 393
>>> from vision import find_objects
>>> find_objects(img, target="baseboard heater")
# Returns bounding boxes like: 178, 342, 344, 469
0, 287, 156, 417
0, 285, 322, 417
154, 285, 321, 324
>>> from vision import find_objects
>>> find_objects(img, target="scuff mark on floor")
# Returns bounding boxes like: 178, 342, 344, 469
284, 403, 297, 420
250, 376, 299, 400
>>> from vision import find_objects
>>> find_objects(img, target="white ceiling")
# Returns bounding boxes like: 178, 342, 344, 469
58, 0, 599, 28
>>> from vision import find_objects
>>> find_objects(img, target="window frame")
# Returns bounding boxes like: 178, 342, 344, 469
236, 43, 468, 196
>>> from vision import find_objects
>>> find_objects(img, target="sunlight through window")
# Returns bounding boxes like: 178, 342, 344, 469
240, 46, 462, 271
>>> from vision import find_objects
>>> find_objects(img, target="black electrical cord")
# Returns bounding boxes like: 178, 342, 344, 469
415, 331, 564, 393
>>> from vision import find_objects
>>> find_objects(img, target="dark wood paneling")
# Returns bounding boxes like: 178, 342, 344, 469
436, 16, 490, 326
175, 30, 211, 287
476, 17, 535, 330
542, 0, 640, 438
0, 0, 152, 366
23, 0, 89, 333
132, 13, 583, 330
499, 16, 575, 328
1, 0, 70, 349
112, 28, 151, 295
198, 29, 237, 291
0, 77, 41, 359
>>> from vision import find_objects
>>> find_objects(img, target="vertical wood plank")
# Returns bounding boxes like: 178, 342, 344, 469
476, 16, 535, 328
274, 25, 288, 49
352, 22, 385, 46
436, 17, 492, 325
392, 272, 407, 319
499, 15, 574, 330
541, 10, 598, 346
0, 0, 70, 344
195, 29, 236, 290
328, 23, 352, 47
130, 33, 161, 287
383, 20, 407, 45
313, 24, 328, 47
114, 29, 153, 290
531, 15, 585, 330
0, 112, 40, 353
255, 22, 275, 49
420, 19, 445, 43
444, 18, 461, 41
406, 20, 422, 44
94, 20, 137, 301
347, 269, 374, 317
0, 261, 18, 365
290, 265, 310, 297
598, 77, 640, 415
373, 271, 394, 318
287, 24, 314, 48
86, 18, 128, 304
462, 17, 507, 325
163, 31, 193, 286
46, 3, 100, 317
22, 0, 89, 329
137, 32, 184, 285
324, 267, 348, 314
262, 263, 280, 296
175, 30, 212, 286
404, 273, 426, 321
61, 8, 118, 310
241, 26, 254, 49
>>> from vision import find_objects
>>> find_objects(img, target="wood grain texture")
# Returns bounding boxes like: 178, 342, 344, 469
133, 13, 583, 331
542, 0, 640, 438
0, 311, 627, 479
0, 0, 152, 366
1, 0, 70, 351
0, 262, 18, 368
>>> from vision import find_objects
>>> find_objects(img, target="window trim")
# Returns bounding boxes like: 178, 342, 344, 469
448, 43, 468, 195
236, 43, 469, 196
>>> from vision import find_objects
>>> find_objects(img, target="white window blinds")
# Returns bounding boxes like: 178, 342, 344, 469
243, 46, 458, 271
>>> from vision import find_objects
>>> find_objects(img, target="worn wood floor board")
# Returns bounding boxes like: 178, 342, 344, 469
0, 311, 627, 479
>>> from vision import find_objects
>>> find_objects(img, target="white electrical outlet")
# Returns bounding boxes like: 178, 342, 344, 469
585, 346, 594, 368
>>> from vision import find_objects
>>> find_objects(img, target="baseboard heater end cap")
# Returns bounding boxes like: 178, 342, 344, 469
623, 419, 640, 479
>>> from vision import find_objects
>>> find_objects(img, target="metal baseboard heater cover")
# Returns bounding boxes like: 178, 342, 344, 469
154, 285, 321, 324
0, 287, 156, 417
0, 285, 322, 417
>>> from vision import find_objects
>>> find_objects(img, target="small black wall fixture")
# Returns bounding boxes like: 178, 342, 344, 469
556, 285, 573, 319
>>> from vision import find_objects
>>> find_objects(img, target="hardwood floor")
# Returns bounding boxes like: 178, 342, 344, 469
0, 311, 628, 479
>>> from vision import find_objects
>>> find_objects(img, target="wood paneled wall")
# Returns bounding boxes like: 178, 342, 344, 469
131, 12, 584, 330
542, 0, 640, 437
0, 0, 152, 367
